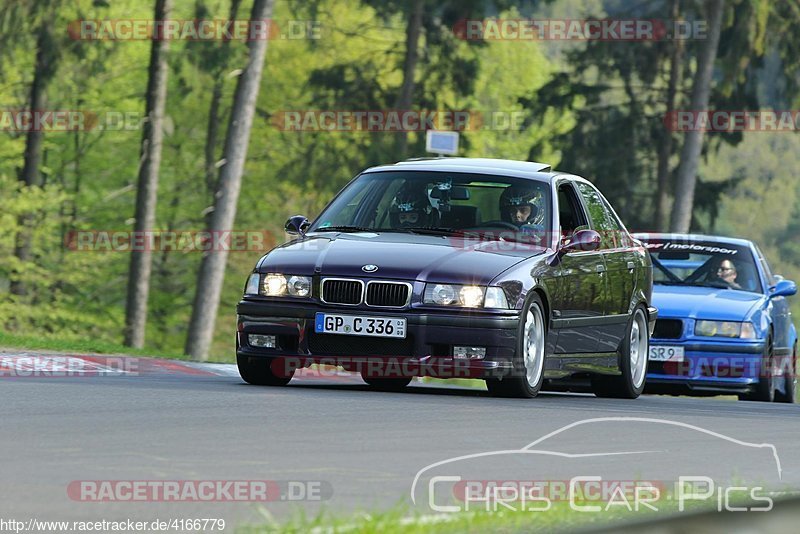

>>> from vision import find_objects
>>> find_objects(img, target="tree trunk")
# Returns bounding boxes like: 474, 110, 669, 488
204, 0, 242, 199
185, 0, 276, 361
11, 19, 57, 296
668, 0, 724, 233
394, 0, 424, 159
124, 0, 172, 348
654, 0, 684, 232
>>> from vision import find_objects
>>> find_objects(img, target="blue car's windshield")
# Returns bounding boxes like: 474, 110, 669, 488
308, 171, 552, 241
641, 238, 762, 293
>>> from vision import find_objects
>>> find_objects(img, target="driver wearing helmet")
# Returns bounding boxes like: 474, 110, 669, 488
389, 184, 438, 228
499, 185, 544, 231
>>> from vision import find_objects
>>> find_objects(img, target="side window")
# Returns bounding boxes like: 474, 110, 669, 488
575, 181, 621, 249
600, 196, 632, 248
754, 245, 775, 287
557, 183, 588, 238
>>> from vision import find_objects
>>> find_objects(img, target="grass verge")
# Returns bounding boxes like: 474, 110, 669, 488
236, 497, 721, 534
0, 331, 233, 363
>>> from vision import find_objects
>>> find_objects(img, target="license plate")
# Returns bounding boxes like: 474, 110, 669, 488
649, 345, 684, 362
314, 313, 406, 339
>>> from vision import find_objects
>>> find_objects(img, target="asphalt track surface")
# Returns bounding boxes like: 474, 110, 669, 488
2, 350, 799, 531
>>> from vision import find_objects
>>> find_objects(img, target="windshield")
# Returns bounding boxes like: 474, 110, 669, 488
308, 171, 552, 239
642, 239, 762, 293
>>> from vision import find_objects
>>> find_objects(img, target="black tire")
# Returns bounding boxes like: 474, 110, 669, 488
739, 335, 775, 402
361, 374, 413, 391
774, 343, 796, 404
592, 305, 649, 399
486, 292, 547, 398
237, 355, 294, 386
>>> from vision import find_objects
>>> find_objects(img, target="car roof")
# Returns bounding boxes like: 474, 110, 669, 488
361, 157, 565, 182
632, 232, 755, 249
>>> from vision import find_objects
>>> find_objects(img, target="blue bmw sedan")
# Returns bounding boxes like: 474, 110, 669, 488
634, 233, 797, 402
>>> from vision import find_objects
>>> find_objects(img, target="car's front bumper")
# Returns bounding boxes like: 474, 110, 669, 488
646, 337, 766, 393
236, 299, 521, 379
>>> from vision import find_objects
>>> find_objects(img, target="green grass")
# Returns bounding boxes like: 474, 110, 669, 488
236, 496, 721, 534
0, 331, 232, 363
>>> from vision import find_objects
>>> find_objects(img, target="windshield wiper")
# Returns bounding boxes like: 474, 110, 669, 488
312, 225, 375, 232
389, 227, 461, 236
687, 281, 733, 289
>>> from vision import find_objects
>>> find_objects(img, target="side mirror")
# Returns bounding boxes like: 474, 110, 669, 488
560, 229, 601, 254
769, 279, 797, 298
284, 215, 310, 236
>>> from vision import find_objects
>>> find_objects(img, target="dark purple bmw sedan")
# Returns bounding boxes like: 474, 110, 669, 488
236, 158, 656, 398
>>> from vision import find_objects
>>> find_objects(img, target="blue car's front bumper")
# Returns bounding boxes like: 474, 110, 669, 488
646, 319, 766, 393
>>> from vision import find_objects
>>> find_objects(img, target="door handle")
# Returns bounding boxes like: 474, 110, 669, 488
627, 261, 636, 271
596, 264, 606, 273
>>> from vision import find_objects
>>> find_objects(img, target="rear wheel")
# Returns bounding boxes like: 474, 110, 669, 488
237, 355, 294, 386
775, 342, 796, 404
486, 293, 546, 398
592, 306, 649, 399
739, 335, 775, 402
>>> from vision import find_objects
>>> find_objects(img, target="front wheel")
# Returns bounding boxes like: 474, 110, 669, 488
486, 293, 547, 398
775, 343, 797, 404
739, 336, 775, 402
237, 355, 294, 386
592, 306, 649, 399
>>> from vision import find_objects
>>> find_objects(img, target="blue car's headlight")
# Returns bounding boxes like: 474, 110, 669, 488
423, 284, 509, 309
694, 320, 756, 339
245, 273, 312, 297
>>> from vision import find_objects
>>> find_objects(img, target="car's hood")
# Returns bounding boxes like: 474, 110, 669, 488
652, 284, 765, 321
257, 232, 544, 284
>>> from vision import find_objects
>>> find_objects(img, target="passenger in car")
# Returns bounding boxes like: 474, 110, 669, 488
389, 184, 439, 228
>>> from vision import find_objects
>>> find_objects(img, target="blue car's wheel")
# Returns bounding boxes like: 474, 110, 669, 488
775, 342, 796, 404
739, 335, 775, 402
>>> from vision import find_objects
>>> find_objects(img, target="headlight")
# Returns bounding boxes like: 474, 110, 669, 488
261, 273, 312, 297
287, 275, 311, 297
244, 273, 260, 295
459, 286, 484, 308
423, 284, 510, 308
484, 287, 509, 309
694, 320, 755, 339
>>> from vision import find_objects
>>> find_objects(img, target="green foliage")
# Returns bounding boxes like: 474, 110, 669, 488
2, 0, 799, 359
0, 0, 569, 359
